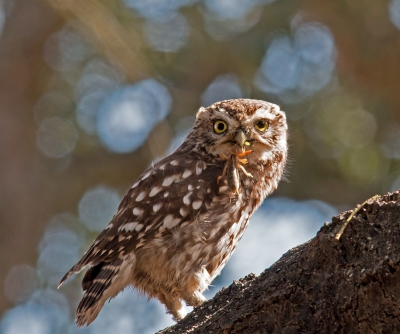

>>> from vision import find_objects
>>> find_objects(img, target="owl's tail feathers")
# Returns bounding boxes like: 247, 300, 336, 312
58, 263, 84, 289
75, 259, 125, 327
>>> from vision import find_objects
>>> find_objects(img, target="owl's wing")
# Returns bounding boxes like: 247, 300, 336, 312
59, 153, 221, 287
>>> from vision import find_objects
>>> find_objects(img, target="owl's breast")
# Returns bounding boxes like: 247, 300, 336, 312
133, 157, 265, 286
199, 186, 259, 280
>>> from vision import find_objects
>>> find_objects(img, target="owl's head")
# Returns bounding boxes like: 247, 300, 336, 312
184, 99, 287, 165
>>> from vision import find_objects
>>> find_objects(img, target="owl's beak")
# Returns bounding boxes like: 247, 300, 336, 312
235, 130, 247, 149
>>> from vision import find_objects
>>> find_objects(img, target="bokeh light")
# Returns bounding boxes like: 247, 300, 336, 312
86, 292, 174, 334
304, 94, 377, 158
389, 0, 400, 30
97, 79, 172, 153
75, 58, 122, 100
201, 74, 243, 107
167, 116, 194, 154
36, 117, 79, 158
337, 145, 389, 186
143, 13, 190, 52
37, 214, 83, 286
78, 185, 121, 232
4, 264, 40, 304
391, 175, 400, 192
123, 0, 197, 20
380, 123, 400, 159
34, 92, 74, 124
76, 91, 107, 135
0, 289, 70, 334
1, 304, 54, 334
75, 58, 122, 135
0, 1, 9, 37
44, 24, 93, 72
203, 0, 272, 20
202, 1, 263, 40
255, 22, 336, 103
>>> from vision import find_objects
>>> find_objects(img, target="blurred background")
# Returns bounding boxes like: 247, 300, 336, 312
1, 0, 400, 332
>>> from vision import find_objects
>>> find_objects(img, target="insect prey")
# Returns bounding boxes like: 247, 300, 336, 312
217, 147, 254, 194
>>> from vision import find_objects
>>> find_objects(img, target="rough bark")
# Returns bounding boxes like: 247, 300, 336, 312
158, 191, 400, 334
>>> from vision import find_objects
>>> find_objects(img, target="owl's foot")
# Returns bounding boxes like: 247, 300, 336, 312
183, 291, 206, 307
158, 292, 187, 321
174, 305, 188, 321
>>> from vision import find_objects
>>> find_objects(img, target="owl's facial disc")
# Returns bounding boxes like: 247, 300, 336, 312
193, 101, 287, 161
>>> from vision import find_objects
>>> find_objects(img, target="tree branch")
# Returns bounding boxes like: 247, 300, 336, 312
159, 190, 400, 333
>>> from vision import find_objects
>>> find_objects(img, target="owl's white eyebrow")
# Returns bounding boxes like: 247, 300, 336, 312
249, 108, 276, 121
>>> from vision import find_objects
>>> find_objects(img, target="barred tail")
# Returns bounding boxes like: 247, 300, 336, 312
76, 259, 124, 327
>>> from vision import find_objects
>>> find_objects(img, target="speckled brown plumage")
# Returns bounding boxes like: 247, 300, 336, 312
59, 98, 288, 327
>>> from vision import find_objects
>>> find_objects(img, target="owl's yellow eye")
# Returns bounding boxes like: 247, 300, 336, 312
213, 120, 228, 134
254, 119, 269, 132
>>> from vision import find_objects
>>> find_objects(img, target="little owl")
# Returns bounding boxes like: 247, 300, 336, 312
59, 98, 288, 326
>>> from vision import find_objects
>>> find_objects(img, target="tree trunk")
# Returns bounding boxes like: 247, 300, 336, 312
158, 191, 400, 333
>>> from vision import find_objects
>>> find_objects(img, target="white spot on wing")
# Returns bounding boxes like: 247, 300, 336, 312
135, 224, 144, 231
182, 169, 192, 178
133, 207, 144, 216
180, 207, 188, 216
188, 184, 194, 191
149, 187, 162, 197
136, 191, 146, 202
153, 203, 162, 212
163, 214, 173, 226
196, 161, 207, 175
105, 223, 113, 230
161, 214, 181, 230
119, 222, 138, 232
164, 192, 169, 197
162, 175, 178, 186
170, 160, 179, 166
183, 192, 193, 205
192, 200, 202, 210
169, 218, 181, 229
